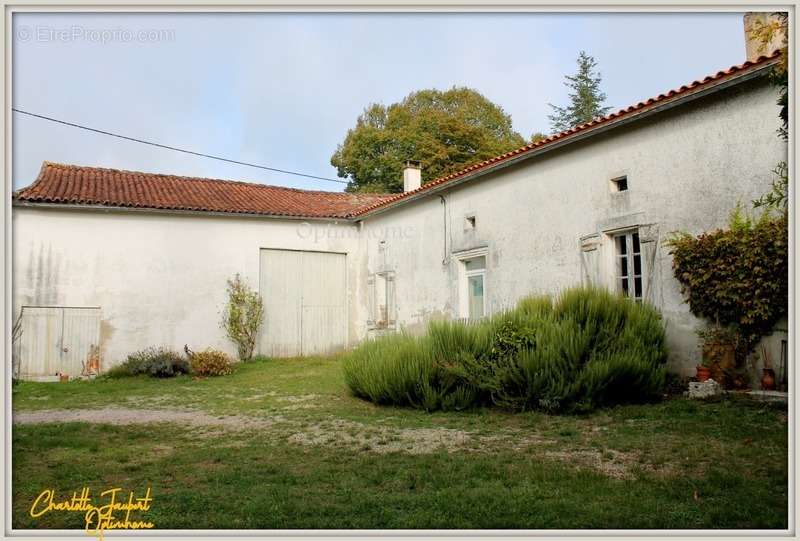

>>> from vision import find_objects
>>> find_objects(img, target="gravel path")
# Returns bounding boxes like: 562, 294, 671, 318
13, 407, 277, 429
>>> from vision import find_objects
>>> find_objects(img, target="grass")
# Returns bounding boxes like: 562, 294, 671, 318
12, 356, 788, 530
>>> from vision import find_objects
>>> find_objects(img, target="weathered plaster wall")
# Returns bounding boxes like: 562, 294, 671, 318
13, 78, 787, 378
358, 78, 787, 375
12, 209, 361, 365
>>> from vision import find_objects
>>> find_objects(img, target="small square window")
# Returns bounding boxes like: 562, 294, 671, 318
465, 214, 476, 230
610, 176, 628, 192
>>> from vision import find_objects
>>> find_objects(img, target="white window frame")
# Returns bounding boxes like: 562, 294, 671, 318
612, 229, 644, 302
454, 247, 488, 320
465, 265, 486, 320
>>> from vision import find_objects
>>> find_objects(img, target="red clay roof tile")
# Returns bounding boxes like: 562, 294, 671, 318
14, 162, 393, 219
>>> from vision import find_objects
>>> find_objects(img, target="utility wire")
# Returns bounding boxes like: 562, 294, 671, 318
12, 108, 348, 185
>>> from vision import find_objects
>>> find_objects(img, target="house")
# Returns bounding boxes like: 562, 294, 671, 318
12, 33, 787, 380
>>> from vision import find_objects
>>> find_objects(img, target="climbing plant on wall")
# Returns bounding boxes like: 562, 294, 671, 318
666, 206, 788, 353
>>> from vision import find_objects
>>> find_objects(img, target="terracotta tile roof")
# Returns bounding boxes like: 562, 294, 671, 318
14, 162, 393, 219
352, 52, 782, 217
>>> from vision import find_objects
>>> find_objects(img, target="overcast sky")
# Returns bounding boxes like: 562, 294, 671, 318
13, 12, 747, 191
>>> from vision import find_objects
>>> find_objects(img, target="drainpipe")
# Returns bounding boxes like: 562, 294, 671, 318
438, 195, 449, 266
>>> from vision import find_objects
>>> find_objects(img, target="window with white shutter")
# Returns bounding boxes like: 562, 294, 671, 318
367, 271, 396, 330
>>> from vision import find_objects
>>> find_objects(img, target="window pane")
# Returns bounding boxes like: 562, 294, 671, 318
633, 253, 642, 276
634, 277, 643, 298
465, 256, 486, 272
468, 275, 484, 319
619, 256, 628, 278
617, 236, 627, 255
633, 232, 640, 253
621, 278, 629, 296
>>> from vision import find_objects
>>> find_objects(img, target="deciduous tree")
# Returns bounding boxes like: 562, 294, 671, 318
331, 88, 525, 193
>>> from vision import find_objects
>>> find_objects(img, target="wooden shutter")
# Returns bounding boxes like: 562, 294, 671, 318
386, 272, 396, 329
366, 274, 375, 329
640, 225, 660, 306
579, 234, 602, 286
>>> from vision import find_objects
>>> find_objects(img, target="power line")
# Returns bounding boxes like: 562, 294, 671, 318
12, 108, 349, 185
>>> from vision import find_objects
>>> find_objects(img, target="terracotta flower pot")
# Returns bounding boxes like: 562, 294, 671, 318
761, 368, 776, 391
696, 366, 711, 382
702, 342, 735, 386
59, 374, 69, 383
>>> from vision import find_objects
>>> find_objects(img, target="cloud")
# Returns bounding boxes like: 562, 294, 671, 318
13, 12, 744, 192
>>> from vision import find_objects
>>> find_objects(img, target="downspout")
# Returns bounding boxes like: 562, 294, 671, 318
438, 194, 449, 266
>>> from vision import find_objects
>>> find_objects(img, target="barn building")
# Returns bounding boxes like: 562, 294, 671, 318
12, 47, 787, 380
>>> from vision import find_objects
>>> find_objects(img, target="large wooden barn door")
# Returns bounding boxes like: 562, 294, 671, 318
258, 249, 347, 357
17, 306, 101, 379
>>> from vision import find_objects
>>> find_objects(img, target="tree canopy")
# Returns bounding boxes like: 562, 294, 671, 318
548, 51, 611, 133
331, 87, 526, 193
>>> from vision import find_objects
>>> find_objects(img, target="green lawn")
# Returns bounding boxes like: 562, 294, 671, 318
12, 356, 788, 530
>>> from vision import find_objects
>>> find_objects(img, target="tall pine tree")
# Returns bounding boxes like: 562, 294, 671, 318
548, 51, 611, 133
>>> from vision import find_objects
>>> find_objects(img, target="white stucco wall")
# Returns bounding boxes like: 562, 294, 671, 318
357, 77, 787, 375
12, 77, 787, 378
12, 209, 362, 366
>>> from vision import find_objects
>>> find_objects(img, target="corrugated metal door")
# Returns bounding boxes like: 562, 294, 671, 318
259, 249, 347, 357
17, 306, 101, 379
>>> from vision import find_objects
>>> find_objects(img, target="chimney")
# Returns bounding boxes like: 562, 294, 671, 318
403, 160, 422, 192
744, 12, 786, 62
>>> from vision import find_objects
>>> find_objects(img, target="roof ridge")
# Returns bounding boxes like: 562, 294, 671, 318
38, 161, 389, 199
351, 52, 782, 217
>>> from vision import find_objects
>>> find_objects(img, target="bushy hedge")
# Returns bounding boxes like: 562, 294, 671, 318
343, 286, 667, 413
107, 346, 237, 378
190, 348, 235, 376
106, 347, 190, 378
667, 209, 788, 353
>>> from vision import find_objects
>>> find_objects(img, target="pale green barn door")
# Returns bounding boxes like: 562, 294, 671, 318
17, 306, 101, 379
258, 249, 347, 357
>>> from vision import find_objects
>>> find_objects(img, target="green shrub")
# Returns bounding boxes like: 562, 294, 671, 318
107, 347, 190, 378
190, 348, 235, 377
342, 286, 667, 413
343, 333, 435, 408
221, 274, 264, 361
666, 209, 788, 354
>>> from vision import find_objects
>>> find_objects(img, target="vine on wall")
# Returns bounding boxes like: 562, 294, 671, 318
666, 207, 788, 354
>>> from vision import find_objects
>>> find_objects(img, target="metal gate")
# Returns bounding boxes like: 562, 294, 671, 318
258, 249, 347, 357
16, 306, 102, 379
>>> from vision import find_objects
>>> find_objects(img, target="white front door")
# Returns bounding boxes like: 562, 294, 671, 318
258, 249, 347, 357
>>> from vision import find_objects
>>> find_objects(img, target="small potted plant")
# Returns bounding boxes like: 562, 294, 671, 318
697, 324, 739, 386
696, 359, 712, 382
